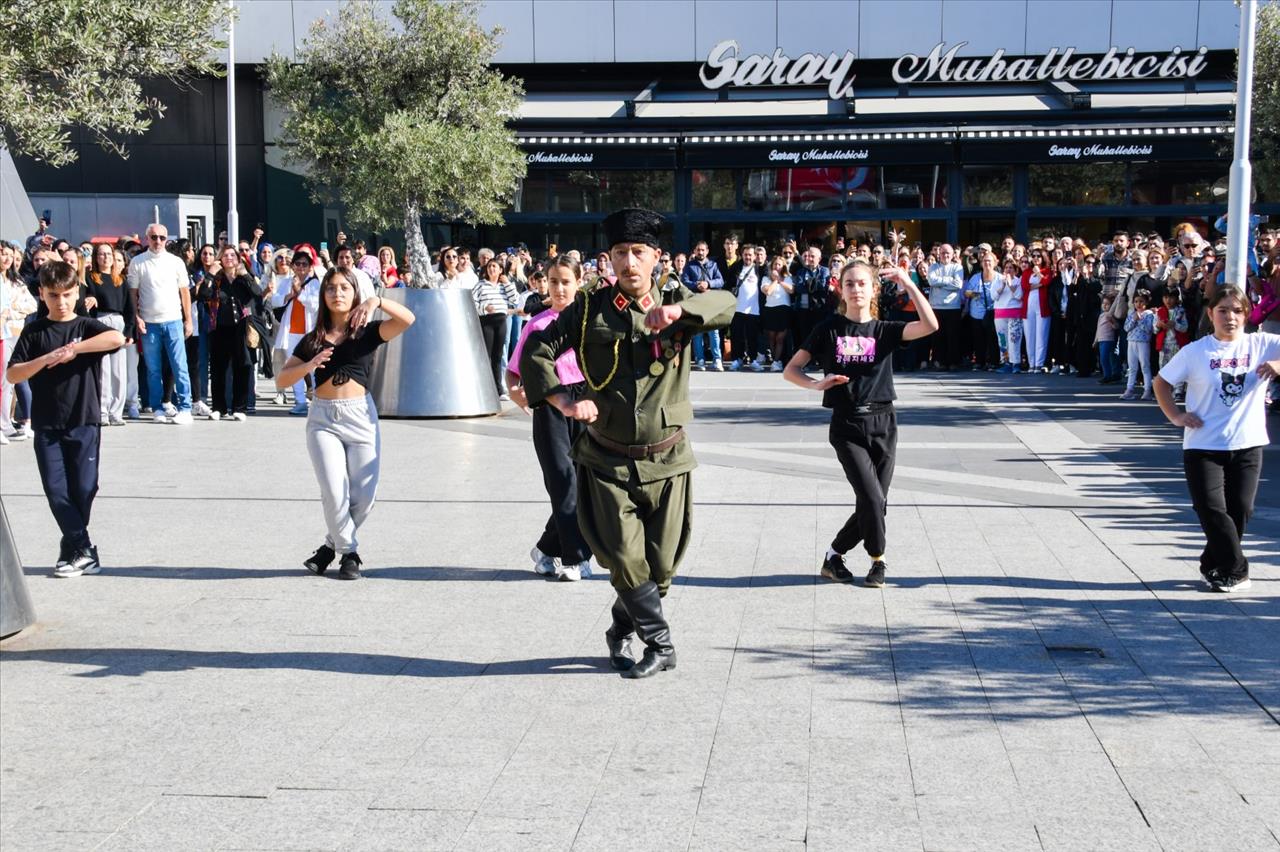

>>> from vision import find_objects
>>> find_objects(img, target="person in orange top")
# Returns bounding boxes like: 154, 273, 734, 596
271, 244, 321, 415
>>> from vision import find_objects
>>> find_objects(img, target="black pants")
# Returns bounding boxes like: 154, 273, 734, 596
829, 410, 897, 558
1074, 315, 1098, 376
33, 424, 100, 553
532, 387, 591, 565
729, 312, 762, 363
933, 310, 962, 367
185, 334, 204, 403
209, 327, 250, 415
1184, 447, 1263, 580
964, 314, 999, 368
479, 314, 507, 394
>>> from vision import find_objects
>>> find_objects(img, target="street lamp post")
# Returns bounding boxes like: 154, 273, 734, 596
1226, 0, 1258, 286
225, 0, 239, 247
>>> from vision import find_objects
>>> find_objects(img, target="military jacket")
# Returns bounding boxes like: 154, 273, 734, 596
520, 284, 735, 484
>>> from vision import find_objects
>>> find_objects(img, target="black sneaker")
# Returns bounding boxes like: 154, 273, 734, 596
864, 561, 887, 588
55, 547, 100, 578
1199, 568, 1221, 591
1212, 574, 1252, 593
820, 552, 854, 583
337, 552, 362, 581
304, 544, 336, 575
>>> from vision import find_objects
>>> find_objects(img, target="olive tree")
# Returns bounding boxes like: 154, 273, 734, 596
1249, 1, 1279, 200
0, 0, 228, 166
266, 0, 526, 285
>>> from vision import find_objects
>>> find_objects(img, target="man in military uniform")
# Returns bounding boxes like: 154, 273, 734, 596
520, 209, 735, 679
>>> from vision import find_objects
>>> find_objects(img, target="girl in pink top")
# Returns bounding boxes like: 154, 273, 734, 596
507, 256, 593, 582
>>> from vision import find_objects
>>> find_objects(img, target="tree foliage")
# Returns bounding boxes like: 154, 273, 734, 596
266, 0, 527, 283
0, 0, 228, 166
1250, 1, 1280, 200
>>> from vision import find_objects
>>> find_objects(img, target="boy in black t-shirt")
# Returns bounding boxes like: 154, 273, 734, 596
784, 260, 938, 588
6, 261, 125, 577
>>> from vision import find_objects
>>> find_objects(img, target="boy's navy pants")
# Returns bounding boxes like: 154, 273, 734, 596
32, 424, 100, 553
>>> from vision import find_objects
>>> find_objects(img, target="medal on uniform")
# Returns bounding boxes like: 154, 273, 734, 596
649, 361, 665, 376
663, 345, 675, 358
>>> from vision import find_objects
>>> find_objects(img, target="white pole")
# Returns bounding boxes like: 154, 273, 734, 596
1225, 0, 1257, 287
225, 0, 239, 247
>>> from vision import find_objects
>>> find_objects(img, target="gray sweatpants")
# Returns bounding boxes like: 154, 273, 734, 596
306, 395, 380, 555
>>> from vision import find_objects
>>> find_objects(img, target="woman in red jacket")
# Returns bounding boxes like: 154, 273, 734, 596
1021, 247, 1052, 373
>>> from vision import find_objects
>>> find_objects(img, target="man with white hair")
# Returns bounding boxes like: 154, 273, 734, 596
127, 223, 194, 424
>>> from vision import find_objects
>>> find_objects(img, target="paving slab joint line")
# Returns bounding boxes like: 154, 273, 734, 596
1069, 509, 1280, 728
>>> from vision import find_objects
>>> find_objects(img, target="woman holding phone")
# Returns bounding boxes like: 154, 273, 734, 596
783, 260, 938, 588
276, 268, 415, 580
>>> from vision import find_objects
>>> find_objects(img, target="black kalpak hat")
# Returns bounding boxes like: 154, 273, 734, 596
602, 208, 664, 249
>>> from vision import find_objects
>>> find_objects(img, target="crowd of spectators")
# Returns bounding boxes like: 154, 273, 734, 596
2, 216, 1277, 443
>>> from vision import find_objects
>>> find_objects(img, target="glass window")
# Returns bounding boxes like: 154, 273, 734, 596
844, 167, 880, 211
963, 165, 1013, 208
1129, 161, 1222, 206
540, 170, 675, 213
743, 168, 847, 212
1029, 163, 1125, 207
692, 170, 736, 209
880, 165, 948, 210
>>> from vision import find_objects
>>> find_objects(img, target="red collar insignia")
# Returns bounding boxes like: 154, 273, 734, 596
611, 290, 658, 313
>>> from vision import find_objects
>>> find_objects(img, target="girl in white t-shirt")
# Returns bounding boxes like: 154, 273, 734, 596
1155, 286, 1280, 593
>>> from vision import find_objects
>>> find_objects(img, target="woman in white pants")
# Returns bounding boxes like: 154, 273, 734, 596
275, 267, 414, 580
83, 244, 135, 425
271, 245, 321, 415
1021, 248, 1052, 372
1, 245, 38, 437
992, 258, 1025, 373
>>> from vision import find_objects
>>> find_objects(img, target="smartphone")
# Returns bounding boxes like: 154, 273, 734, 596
320, 241, 328, 254
81, 245, 93, 258
42, 209, 52, 225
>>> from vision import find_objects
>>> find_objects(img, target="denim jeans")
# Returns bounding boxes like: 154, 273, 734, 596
141, 319, 192, 412
692, 329, 721, 365
1097, 341, 1118, 381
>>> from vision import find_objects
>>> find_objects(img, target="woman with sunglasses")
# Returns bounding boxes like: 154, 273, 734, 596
435, 246, 466, 289
271, 245, 321, 415
1020, 248, 1052, 372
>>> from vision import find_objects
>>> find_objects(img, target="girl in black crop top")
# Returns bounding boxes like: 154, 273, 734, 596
783, 260, 938, 590
274, 266, 415, 580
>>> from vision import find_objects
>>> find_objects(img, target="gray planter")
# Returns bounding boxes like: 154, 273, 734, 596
0, 497, 36, 639
368, 287, 500, 418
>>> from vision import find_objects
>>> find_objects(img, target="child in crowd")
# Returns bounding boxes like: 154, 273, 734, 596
1155, 288, 1190, 403
506, 256, 593, 582
4, 261, 125, 576
1095, 293, 1119, 384
1122, 289, 1158, 400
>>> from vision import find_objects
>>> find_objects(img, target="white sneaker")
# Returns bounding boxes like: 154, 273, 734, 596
208, 410, 221, 421
711, 360, 724, 372
6, 426, 28, 441
557, 560, 591, 582
0, 433, 8, 445
771, 360, 784, 372
230, 412, 247, 422
162, 403, 178, 418
273, 392, 286, 406
192, 400, 212, 418
172, 410, 194, 425
530, 546, 559, 576
153, 411, 170, 424
1050, 365, 1062, 375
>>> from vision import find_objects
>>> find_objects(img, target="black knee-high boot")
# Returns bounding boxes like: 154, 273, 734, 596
604, 597, 636, 671
618, 581, 676, 679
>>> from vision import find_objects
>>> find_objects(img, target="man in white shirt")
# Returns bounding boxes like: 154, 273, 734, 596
923, 243, 965, 370
127, 223, 194, 424
729, 245, 765, 371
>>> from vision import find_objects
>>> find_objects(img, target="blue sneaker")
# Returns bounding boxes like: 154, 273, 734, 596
996, 364, 1013, 374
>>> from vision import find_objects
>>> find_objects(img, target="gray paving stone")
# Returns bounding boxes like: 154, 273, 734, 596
2, 372, 1277, 849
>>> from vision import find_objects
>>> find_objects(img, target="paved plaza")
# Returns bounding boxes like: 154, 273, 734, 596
1, 370, 1278, 851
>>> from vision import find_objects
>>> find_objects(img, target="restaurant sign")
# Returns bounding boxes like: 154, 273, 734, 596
699, 40, 1210, 98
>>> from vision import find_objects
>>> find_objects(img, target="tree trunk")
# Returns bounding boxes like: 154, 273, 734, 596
403, 199, 434, 288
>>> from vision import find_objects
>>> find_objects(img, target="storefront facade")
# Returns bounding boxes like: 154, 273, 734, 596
13, 0, 1273, 253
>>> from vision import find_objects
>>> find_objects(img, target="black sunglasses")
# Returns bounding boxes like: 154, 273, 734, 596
149, 235, 167, 242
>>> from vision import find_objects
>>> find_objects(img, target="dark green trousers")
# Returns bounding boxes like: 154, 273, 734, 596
577, 468, 692, 596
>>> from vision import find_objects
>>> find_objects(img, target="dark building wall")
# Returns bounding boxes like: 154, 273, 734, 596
13, 71, 267, 238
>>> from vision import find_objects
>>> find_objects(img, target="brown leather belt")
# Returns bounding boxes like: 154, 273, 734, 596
588, 426, 686, 460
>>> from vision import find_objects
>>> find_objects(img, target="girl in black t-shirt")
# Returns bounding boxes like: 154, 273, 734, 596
784, 260, 938, 588
275, 267, 415, 580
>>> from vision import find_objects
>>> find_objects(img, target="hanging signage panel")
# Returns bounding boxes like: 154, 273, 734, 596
961, 136, 1224, 164
685, 142, 953, 169
522, 146, 677, 169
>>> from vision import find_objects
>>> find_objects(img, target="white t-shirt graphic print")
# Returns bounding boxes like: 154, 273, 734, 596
1158, 332, 1280, 451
